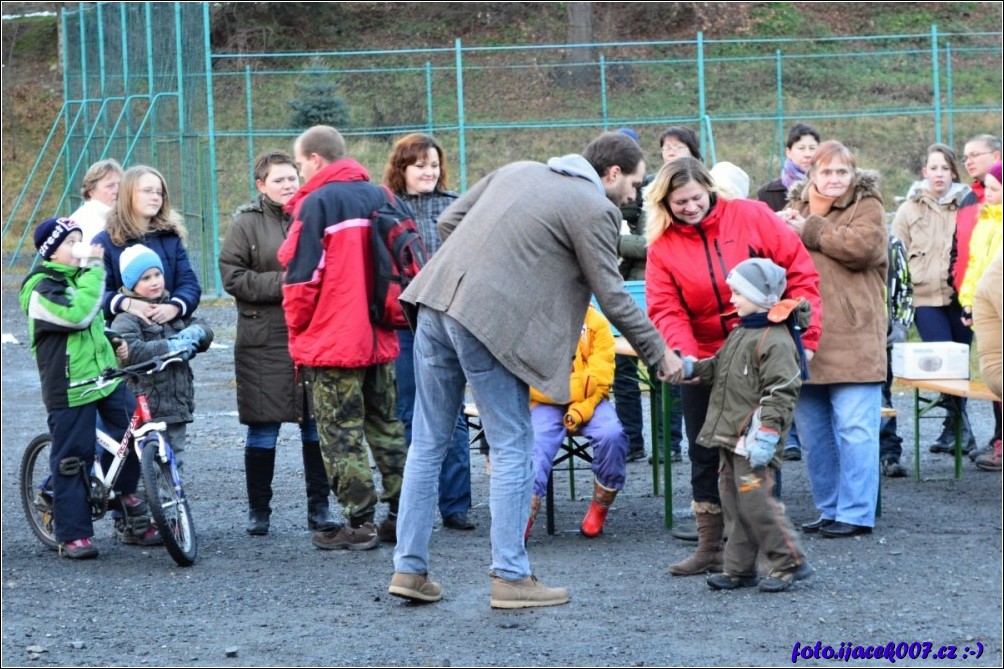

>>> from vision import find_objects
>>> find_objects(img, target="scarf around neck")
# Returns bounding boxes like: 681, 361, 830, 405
740, 304, 810, 380
807, 183, 838, 217
781, 158, 806, 190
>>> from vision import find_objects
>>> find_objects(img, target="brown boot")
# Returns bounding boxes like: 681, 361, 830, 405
580, 480, 618, 538
668, 502, 724, 576
524, 494, 541, 543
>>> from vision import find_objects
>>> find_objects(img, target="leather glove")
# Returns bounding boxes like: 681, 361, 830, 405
886, 321, 908, 347
747, 427, 780, 469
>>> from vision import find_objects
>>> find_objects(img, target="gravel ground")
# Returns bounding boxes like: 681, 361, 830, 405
2, 291, 1002, 667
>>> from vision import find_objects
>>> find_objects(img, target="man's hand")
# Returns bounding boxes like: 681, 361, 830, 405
114, 340, 129, 362
656, 349, 685, 384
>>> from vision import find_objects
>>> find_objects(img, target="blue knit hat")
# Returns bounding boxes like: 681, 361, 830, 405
616, 128, 641, 146
34, 217, 81, 260
119, 244, 163, 290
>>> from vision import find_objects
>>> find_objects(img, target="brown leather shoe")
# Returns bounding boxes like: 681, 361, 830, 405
312, 523, 379, 551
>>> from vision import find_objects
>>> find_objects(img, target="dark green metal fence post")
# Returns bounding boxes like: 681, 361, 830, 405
245, 65, 254, 199
775, 49, 784, 168
600, 54, 608, 130
425, 60, 434, 134
931, 25, 942, 144
204, 2, 221, 296
455, 38, 467, 191
697, 31, 707, 159
121, 3, 131, 153
946, 42, 954, 148
144, 2, 156, 163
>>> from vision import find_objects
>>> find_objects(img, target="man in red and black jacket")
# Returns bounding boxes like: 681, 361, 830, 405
278, 125, 406, 552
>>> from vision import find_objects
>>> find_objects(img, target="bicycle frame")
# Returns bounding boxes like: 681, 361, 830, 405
92, 393, 170, 512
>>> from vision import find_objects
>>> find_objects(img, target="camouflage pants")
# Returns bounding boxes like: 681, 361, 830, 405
311, 364, 407, 523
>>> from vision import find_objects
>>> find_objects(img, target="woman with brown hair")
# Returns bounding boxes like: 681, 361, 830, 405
383, 133, 474, 533
93, 165, 201, 324
781, 140, 888, 538
219, 150, 337, 536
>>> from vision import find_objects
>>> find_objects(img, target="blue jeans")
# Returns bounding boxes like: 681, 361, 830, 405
795, 383, 881, 527
395, 308, 533, 581
245, 419, 319, 449
396, 329, 472, 518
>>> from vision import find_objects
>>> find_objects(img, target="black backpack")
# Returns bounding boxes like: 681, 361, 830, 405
369, 185, 429, 329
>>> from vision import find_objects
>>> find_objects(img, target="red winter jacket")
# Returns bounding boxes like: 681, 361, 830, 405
278, 159, 399, 369
645, 197, 822, 359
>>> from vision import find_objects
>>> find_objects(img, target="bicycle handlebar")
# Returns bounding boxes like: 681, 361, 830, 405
71, 352, 186, 392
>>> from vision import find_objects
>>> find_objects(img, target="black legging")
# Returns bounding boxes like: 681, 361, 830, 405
680, 384, 719, 505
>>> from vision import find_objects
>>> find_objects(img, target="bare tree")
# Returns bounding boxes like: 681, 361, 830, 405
558, 2, 595, 87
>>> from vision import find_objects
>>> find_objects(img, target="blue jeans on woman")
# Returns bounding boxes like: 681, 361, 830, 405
245, 418, 319, 449
394, 308, 533, 581
795, 383, 881, 528
396, 329, 472, 520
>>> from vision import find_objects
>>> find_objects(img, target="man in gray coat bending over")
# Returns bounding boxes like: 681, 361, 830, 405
388, 132, 685, 609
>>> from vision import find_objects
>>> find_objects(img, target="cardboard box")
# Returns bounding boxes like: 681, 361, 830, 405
892, 342, 970, 380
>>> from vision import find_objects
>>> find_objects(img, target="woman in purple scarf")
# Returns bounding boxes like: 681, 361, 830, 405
757, 123, 821, 213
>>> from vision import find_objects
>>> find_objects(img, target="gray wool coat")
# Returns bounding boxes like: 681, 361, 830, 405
400, 158, 667, 404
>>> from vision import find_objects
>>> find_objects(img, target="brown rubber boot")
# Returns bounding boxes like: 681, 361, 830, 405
580, 480, 618, 538
667, 502, 724, 576
524, 494, 541, 543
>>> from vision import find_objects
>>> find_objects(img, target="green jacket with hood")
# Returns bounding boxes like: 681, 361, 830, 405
19, 259, 120, 411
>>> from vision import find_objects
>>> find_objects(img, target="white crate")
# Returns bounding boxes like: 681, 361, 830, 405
892, 342, 970, 380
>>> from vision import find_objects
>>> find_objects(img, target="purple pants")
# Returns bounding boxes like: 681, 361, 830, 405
531, 400, 628, 497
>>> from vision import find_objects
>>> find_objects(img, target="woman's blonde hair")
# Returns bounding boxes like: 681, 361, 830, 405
79, 159, 123, 200
643, 156, 718, 246
105, 165, 186, 246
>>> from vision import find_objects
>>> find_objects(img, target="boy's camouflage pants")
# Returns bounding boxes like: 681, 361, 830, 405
311, 364, 406, 523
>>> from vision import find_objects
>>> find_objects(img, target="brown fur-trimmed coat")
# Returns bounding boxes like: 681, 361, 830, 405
789, 171, 888, 384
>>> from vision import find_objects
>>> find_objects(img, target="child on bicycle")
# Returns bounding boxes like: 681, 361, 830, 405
110, 244, 213, 459
20, 217, 159, 559
682, 258, 814, 593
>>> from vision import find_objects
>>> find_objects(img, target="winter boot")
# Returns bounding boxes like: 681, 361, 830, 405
245, 447, 275, 536
667, 502, 724, 576
378, 499, 398, 543
957, 406, 977, 455
975, 439, 1003, 471
302, 441, 338, 531
524, 494, 541, 543
929, 413, 956, 454
580, 480, 618, 538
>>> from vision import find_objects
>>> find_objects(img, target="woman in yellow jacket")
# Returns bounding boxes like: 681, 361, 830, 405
960, 162, 1003, 318
525, 305, 628, 539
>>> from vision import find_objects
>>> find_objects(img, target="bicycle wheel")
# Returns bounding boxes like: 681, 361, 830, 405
140, 435, 197, 566
20, 433, 58, 550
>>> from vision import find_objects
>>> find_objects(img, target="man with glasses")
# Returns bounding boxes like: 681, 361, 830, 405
955, 134, 1002, 461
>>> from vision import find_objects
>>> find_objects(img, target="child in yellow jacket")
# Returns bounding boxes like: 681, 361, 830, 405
525, 305, 628, 539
